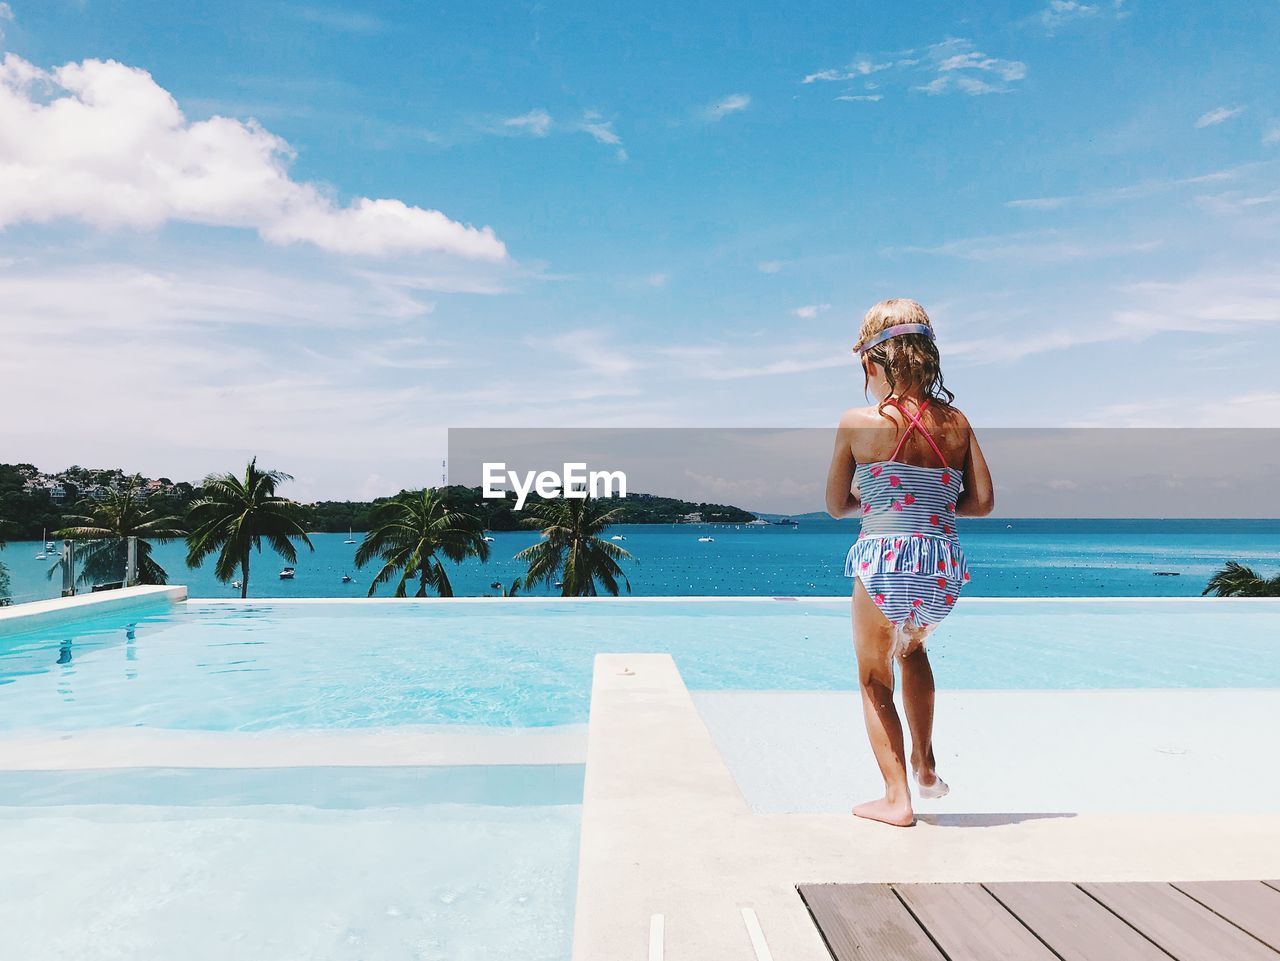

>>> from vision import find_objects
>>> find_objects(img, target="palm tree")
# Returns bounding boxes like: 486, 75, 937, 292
1202, 561, 1280, 597
52, 477, 186, 587
516, 496, 632, 596
185, 458, 313, 598
355, 489, 490, 597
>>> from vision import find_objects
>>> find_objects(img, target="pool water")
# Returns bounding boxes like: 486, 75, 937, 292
0, 766, 583, 961
1, 598, 1278, 731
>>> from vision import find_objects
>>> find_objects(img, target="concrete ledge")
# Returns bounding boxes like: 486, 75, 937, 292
0, 585, 186, 637
0, 725, 588, 770
571, 654, 1280, 961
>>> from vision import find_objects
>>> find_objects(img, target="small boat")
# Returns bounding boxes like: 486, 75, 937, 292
611, 534, 626, 541
232, 580, 242, 590
698, 536, 715, 543
341, 574, 354, 584
343, 527, 356, 545
490, 581, 502, 590
1153, 571, 1181, 577
36, 529, 49, 559
483, 536, 496, 543
279, 567, 296, 580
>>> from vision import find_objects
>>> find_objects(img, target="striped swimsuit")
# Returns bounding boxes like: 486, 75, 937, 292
844, 399, 970, 629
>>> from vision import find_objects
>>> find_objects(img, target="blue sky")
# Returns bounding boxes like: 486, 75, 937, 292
1, 1, 1278, 499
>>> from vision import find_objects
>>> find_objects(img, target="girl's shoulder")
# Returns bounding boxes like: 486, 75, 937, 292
838, 401, 972, 431
836, 404, 885, 429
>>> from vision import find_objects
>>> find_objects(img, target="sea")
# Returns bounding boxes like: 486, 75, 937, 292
3, 518, 1277, 604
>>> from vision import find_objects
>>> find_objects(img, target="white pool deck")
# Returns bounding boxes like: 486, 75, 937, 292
571, 654, 1280, 961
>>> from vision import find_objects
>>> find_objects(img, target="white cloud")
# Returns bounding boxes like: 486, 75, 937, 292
757, 260, 783, 274
502, 108, 553, 137
644, 272, 669, 287
804, 39, 1026, 100
0, 3, 12, 23
919, 39, 1027, 95
573, 112, 627, 160
577, 112, 620, 145
791, 304, 831, 319
291, 5, 384, 34
539, 329, 638, 377
0, 54, 506, 260
946, 264, 1280, 366
1040, 1, 1100, 29
1006, 164, 1248, 209
892, 231, 1160, 263
1194, 105, 1244, 128
1265, 125, 1280, 144
1037, 0, 1128, 32
802, 60, 894, 84
702, 93, 751, 121
835, 94, 883, 103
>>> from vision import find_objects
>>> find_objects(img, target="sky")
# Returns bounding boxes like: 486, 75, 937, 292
1, 1, 1278, 501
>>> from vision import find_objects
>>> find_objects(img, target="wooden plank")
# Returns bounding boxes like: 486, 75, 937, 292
797, 884, 945, 961
1081, 881, 1280, 961
984, 882, 1171, 961
1172, 881, 1280, 950
894, 883, 1059, 961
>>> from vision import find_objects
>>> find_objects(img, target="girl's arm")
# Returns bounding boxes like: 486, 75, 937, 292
956, 425, 995, 517
825, 418, 860, 519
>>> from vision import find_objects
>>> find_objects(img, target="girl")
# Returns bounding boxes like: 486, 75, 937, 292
825, 299, 994, 827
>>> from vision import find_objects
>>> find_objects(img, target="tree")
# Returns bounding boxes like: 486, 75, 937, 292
516, 496, 632, 596
355, 489, 490, 597
52, 476, 186, 587
185, 458, 313, 598
1202, 561, 1280, 598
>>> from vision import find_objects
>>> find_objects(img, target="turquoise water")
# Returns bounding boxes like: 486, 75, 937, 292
3, 598, 1278, 730
4, 519, 1277, 604
0, 765, 582, 961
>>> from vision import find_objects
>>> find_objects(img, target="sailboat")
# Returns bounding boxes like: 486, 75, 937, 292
343, 527, 356, 545
35, 529, 48, 560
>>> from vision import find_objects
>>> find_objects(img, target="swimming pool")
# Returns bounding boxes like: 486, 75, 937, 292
2, 597, 1278, 731
0, 765, 583, 961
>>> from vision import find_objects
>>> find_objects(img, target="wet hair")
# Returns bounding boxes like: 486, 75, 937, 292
855, 298, 955, 411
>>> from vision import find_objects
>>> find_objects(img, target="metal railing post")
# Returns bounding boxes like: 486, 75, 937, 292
125, 536, 138, 587
61, 540, 76, 597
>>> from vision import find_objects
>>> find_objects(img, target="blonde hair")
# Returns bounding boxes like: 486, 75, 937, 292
855, 298, 954, 409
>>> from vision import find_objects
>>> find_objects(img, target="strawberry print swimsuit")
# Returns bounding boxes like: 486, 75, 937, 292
844, 398, 970, 628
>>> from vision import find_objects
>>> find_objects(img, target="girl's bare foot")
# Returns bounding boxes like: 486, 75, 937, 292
852, 797, 915, 827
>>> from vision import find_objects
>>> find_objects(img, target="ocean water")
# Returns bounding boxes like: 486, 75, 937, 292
3, 598, 1278, 730
3, 519, 1278, 603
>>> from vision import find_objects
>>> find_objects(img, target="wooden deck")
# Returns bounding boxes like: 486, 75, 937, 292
798, 881, 1280, 961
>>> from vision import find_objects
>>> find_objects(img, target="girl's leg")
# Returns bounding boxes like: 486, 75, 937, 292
850, 580, 914, 827
898, 631, 948, 796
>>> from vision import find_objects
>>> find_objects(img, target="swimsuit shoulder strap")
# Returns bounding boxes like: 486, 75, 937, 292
886, 398, 951, 469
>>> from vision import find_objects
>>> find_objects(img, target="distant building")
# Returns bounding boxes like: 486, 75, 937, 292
682, 511, 703, 523
49, 484, 67, 503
